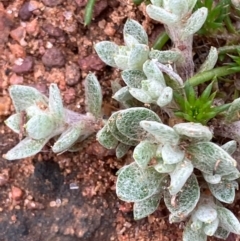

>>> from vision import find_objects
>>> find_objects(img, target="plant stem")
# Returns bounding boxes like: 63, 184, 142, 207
84, 0, 96, 26
188, 66, 239, 86
218, 45, 240, 55
152, 32, 169, 50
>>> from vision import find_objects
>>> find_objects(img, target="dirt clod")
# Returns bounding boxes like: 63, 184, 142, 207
78, 54, 105, 71
19, 2, 32, 21
42, 47, 66, 68
12, 56, 34, 74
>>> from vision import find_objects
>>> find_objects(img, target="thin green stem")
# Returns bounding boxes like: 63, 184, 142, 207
84, 0, 96, 26
218, 45, 240, 55
152, 32, 169, 50
188, 66, 240, 86
132, 0, 144, 5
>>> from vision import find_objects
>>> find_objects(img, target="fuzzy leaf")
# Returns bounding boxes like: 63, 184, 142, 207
198, 47, 218, 73
183, 224, 207, 241
96, 125, 118, 149
173, 122, 212, 141
187, 0, 197, 12
9, 85, 48, 113
146, 5, 178, 24
154, 157, 176, 173
195, 204, 217, 223
181, 7, 208, 39
213, 227, 230, 239
123, 19, 148, 45
221, 140, 237, 155
203, 218, 219, 236
202, 173, 221, 184
129, 88, 153, 103
116, 143, 130, 159
143, 60, 165, 85
84, 73, 102, 118
208, 181, 236, 204
5, 113, 21, 134
108, 112, 139, 146
114, 55, 129, 70
94, 41, 118, 67
121, 70, 146, 88
112, 87, 133, 102
162, 144, 185, 164
149, 50, 181, 64
124, 34, 140, 47
150, 0, 162, 6
140, 121, 179, 145
169, 159, 194, 195
49, 84, 64, 121
128, 44, 149, 70
116, 162, 165, 202
133, 141, 157, 168
134, 194, 161, 220
26, 114, 55, 140
187, 142, 238, 175
116, 108, 161, 140
165, 0, 188, 18
157, 86, 173, 107
216, 206, 240, 234
190, 212, 203, 231
141, 79, 164, 100
164, 174, 200, 217
225, 97, 240, 123
3, 137, 48, 160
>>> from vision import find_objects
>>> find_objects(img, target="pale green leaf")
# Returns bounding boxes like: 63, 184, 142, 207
116, 142, 130, 159
123, 19, 148, 45
141, 79, 164, 100
134, 194, 161, 220
198, 47, 218, 73
121, 69, 146, 88
190, 212, 203, 231
114, 55, 129, 70
149, 50, 181, 64
195, 204, 217, 223
187, 0, 197, 12
116, 162, 165, 202
5, 113, 21, 134
164, 174, 200, 217
112, 86, 133, 102
162, 144, 185, 164
208, 181, 236, 204
169, 159, 194, 195
225, 97, 240, 123
124, 34, 140, 47
221, 140, 237, 155
202, 173, 221, 184
116, 108, 161, 140
9, 85, 48, 112
84, 73, 102, 118
3, 137, 48, 160
203, 218, 219, 236
154, 157, 176, 173
213, 227, 230, 239
96, 125, 118, 149
216, 206, 240, 234
94, 41, 118, 67
187, 142, 238, 175
129, 88, 153, 103
140, 121, 179, 145
173, 122, 212, 142
157, 86, 173, 107
183, 223, 207, 241
150, 0, 162, 6
165, 0, 188, 18
133, 141, 157, 168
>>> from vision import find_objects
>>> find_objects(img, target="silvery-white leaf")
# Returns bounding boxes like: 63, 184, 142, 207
114, 55, 129, 70
187, 0, 197, 12
198, 47, 218, 73
141, 79, 164, 100
164, 174, 200, 217
129, 88, 153, 103
190, 212, 203, 231
84, 73, 102, 118
140, 121, 179, 145
97, 125, 118, 149
112, 87, 133, 102
143, 60, 166, 85
202, 172, 221, 184
5, 113, 21, 134
183, 223, 207, 241
157, 86, 173, 107
3, 137, 49, 161
162, 144, 185, 164
208, 181, 236, 204
181, 7, 208, 39
195, 204, 217, 223
169, 159, 194, 195
9, 85, 48, 113
154, 157, 176, 173
121, 69, 146, 88
222, 170, 240, 181
124, 34, 140, 47
150, 0, 162, 7
169, 213, 184, 223
149, 50, 181, 64
116, 142, 130, 159
164, 0, 188, 18
146, 5, 179, 24
216, 206, 240, 234
123, 19, 148, 45
133, 141, 157, 168
134, 194, 161, 220
221, 140, 237, 155
213, 227, 230, 239
225, 97, 240, 123
94, 41, 118, 67
116, 162, 165, 202
26, 113, 55, 140
204, 218, 219, 236
128, 44, 149, 70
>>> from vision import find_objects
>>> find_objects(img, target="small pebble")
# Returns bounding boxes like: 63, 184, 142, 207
42, 23, 65, 38
78, 54, 105, 71
19, 2, 32, 21
42, 0, 64, 7
65, 63, 80, 86
42, 47, 66, 68
12, 56, 34, 74
49, 201, 56, 207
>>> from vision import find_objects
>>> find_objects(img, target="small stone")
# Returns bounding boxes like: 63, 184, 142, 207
65, 63, 80, 86
11, 186, 23, 202
12, 56, 34, 74
49, 201, 56, 207
42, 47, 66, 68
78, 54, 105, 71
8, 43, 26, 58
42, 0, 64, 7
19, 2, 32, 21
42, 23, 65, 37
63, 88, 76, 104
26, 18, 39, 36
93, 0, 108, 18
104, 22, 116, 36
0, 96, 11, 116
10, 26, 27, 46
